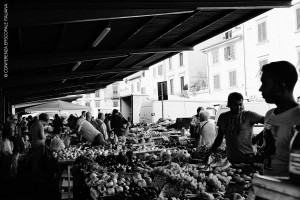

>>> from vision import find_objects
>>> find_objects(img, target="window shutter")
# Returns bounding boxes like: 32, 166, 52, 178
297, 8, 300, 30
224, 47, 228, 60
179, 53, 183, 66
214, 76, 216, 89
231, 45, 235, 59
262, 22, 267, 41
258, 23, 262, 42
233, 71, 236, 86
214, 75, 220, 89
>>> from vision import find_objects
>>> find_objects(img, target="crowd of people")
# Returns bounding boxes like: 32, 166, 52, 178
0, 109, 131, 182
190, 61, 300, 177
0, 60, 299, 183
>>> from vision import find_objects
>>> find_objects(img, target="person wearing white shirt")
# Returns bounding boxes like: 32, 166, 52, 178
95, 113, 109, 140
259, 61, 300, 176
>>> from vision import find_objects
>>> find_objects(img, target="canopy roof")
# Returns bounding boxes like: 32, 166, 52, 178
1, 0, 292, 104
25, 100, 91, 112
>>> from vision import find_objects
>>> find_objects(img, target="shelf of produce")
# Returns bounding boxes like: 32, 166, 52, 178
169, 135, 192, 142
167, 131, 181, 135
57, 160, 74, 200
132, 142, 155, 147
58, 159, 75, 165
248, 174, 300, 200
62, 179, 73, 187
133, 147, 176, 154
151, 136, 163, 140
61, 191, 73, 199
61, 169, 73, 178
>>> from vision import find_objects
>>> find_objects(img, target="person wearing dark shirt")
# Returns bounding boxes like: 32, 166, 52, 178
30, 113, 49, 183
2, 114, 22, 178
104, 113, 112, 134
110, 109, 129, 137
52, 114, 63, 135
20, 117, 28, 133
80, 111, 87, 119
27, 116, 38, 131
208, 92, 264, 164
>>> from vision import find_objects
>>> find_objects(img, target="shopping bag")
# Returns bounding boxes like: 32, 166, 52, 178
2, 139, 14, 156
50, 137, 65, 151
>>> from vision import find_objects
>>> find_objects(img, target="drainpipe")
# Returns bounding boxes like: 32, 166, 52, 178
242, 24, 248, 97
204, 52, 211, 94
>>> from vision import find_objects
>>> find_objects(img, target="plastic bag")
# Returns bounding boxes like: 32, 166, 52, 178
50, 137, 65, 151
63, 136, 70, 148
1, 139, 14, 156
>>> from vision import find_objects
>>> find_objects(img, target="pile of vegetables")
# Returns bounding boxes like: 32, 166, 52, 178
150, 162, 253, 200
53, 145, 105, 161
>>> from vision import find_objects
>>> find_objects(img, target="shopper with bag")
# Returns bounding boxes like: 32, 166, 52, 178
194, 111, 216, 147
0, 138, 14, 156
190, 107, 205, 139
29, 113, 50, 183
1, 114, 21, 178
95, 113, 109, 140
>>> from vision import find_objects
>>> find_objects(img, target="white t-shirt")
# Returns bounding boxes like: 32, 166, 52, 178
264, 105, 300, 176
199, 121, 216, 147
76, 118, 100, 142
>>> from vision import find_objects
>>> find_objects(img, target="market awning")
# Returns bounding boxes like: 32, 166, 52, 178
25, 100, 91, 112
1, 0, 292, 104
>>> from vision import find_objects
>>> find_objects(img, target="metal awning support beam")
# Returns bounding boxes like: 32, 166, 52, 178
117, 16, 155, 48
13, 89, 96, 105
9, 8, 194, 27
193, 9, 269, 46
171, 10, 237, 45
8, 1, 291, 27
1, 68, 145, 88
10, 46, 193, 69
14, 95, 83, 108
5, 79, 122, 97
144, 10, 201, 47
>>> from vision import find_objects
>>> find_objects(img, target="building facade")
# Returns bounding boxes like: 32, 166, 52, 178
120, 51, 208, 100
74, 82, 121, 117
77, 1, 300, 116
198, 1, 300, 100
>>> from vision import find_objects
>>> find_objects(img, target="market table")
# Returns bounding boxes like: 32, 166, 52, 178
248, 174, 300, 200
57, 159, 75, 200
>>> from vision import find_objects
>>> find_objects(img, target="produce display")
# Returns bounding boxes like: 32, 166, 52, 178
150, 161, 254, 199
88, 172, 160, 200
53, 145, 110, 161
51, 122, 265, 200
66, 143, 261, 200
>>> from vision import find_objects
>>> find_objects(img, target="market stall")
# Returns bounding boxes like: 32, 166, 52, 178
47, 120, 300, 200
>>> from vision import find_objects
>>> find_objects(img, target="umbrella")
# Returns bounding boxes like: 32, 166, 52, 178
25, 100, 91, 112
